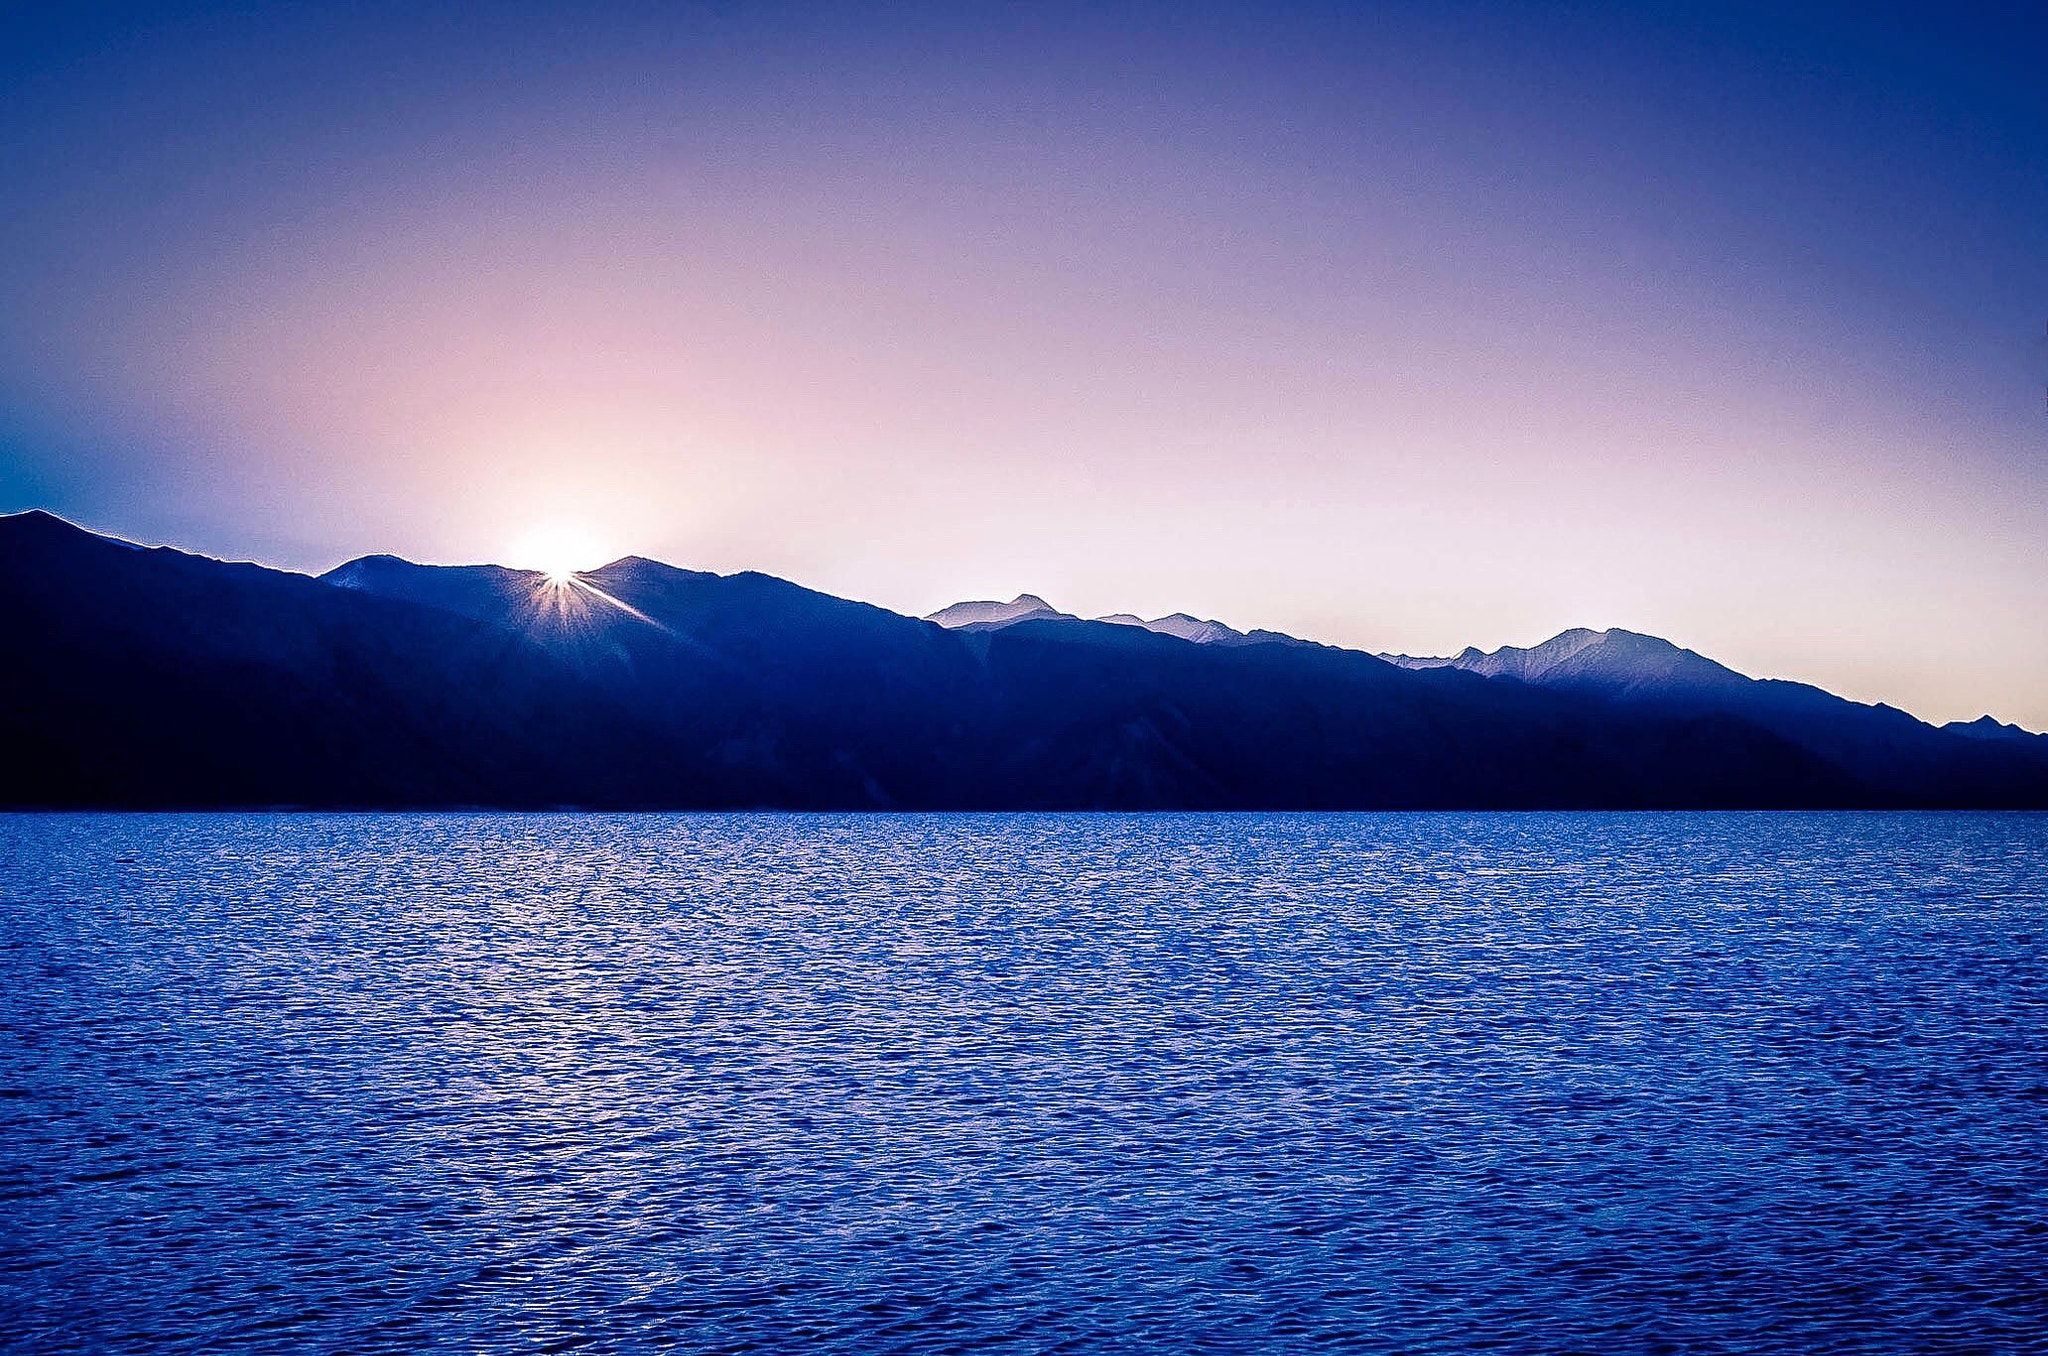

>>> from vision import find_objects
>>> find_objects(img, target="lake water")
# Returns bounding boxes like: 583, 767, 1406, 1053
2, 812, 2044, 1353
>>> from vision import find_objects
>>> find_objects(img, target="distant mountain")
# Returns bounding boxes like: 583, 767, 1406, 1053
1100, 612, 1246, 644
1383, 627, 1749, 697
6, 511, 2045, 809
1943, 715, 2047, 747
949, 602, 1306, 648
1383, 627, 2048, 800
926, 594, 1071, 629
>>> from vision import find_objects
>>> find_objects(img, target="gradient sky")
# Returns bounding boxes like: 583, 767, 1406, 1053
4, 1, 2044, 726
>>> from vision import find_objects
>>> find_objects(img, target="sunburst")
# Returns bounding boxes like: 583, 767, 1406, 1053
507, 523, 604, 586
504, 522, 672, 634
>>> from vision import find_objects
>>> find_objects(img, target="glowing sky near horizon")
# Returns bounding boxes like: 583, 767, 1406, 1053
2, 1, 2044, 726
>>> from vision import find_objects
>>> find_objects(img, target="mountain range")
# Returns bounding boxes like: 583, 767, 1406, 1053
4, 510, 2042, 809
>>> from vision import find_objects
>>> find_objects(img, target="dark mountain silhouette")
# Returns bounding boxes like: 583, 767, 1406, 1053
327, 551, 989, 806
6, 511, 2044, 809
0, 512, 695, 807
1382, 628, 2048, 801
954, 616, 1853, 809
1944, 714, 2048, 747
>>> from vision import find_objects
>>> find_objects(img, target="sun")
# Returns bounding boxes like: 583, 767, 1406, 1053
506, 523, 605, 585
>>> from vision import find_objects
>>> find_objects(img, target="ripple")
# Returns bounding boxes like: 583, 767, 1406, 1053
1, 811, 2044, 1353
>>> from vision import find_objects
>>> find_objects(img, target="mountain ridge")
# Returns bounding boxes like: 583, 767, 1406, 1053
5, 511, 2043, 808
925, 594, 1071, 630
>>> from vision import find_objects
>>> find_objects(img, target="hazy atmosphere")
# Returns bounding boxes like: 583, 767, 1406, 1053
4, 1, 2043, 727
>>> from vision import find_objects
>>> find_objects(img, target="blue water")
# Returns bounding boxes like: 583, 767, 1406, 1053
2, 813, 2044, 1353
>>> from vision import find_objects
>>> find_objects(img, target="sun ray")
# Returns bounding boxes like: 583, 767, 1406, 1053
563, 574, 674, 633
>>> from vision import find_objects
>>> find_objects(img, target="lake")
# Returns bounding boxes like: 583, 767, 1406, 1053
2, 812, 2044, 1353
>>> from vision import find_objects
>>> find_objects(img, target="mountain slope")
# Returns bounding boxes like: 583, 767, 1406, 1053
332, 559, 1866, 808
940, 600, 1305, 647
326, 551, 991, 806
926, 594, 1071, 629
1384, 627, 1751, 697
8, 512, 2044, 809
0, 512, 693, 807
1383, 628, 2048, 799
969, 617, 1854, 809
1944, 715, 2047, 745
1100, 612, 1250, 644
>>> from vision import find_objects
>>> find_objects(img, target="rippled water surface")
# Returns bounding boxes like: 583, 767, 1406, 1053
3, 812, 2045, 1353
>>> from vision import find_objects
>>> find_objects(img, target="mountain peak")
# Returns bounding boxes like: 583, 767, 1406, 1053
927, 594, 1070, 629
592, 554, 671, 573
1381, 627, 1738, 695
3, 508, 69, 528
584, 555, 720, 587
1944, 714, 2045, 742
3, 508, 133, 546
1099, 612, 1248, 645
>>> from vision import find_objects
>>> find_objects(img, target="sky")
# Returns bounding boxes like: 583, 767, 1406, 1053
3, 0, 2044, 727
